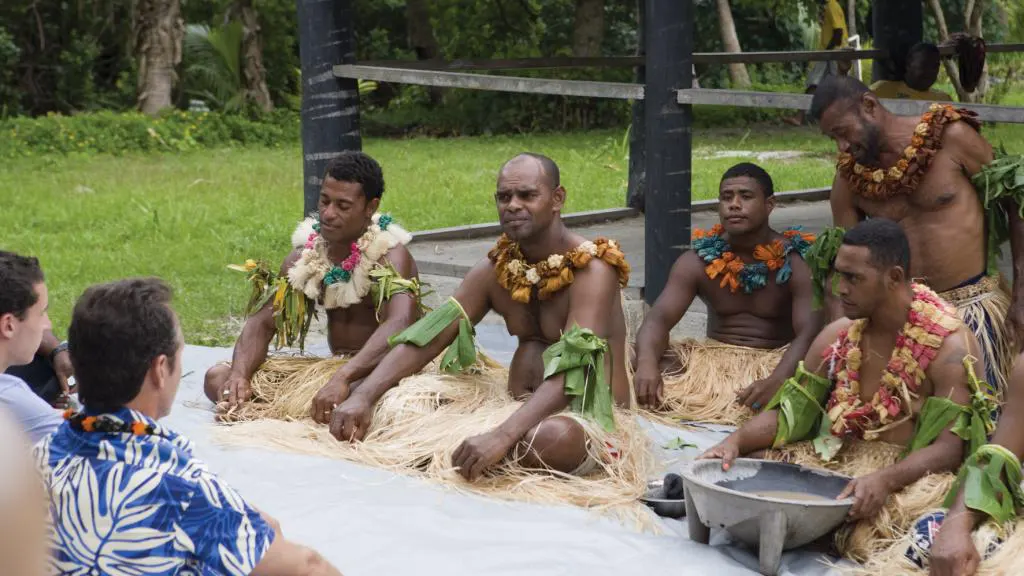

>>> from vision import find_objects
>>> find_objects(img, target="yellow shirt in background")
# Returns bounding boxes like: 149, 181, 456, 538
819, 0, 848, 50
870, 80, 953, 102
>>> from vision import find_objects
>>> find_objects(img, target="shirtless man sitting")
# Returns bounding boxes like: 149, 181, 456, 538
811, 75, 1018, 397
702, 219, 986, 533
328, 153, 632, 480
633, 163, 817, 424
205, 151, 421, 424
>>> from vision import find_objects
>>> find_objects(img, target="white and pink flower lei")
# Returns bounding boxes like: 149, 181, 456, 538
287, 213, 412, 309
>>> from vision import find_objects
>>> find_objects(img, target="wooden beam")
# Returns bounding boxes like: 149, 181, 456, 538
676, 88, 1024, 123
643, 0, 692, 306
298, 0, 360, 216
357, 44, 1024, 71
334, 65, 644, 99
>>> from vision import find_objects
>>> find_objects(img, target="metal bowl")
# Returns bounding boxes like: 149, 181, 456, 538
682, 458, 854, 575
640, 479, 686, 519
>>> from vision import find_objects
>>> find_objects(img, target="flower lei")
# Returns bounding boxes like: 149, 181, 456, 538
691, 225, 816, 294
287, 213, 412, 309
824, 283, 961, 440
63, 409, 156, 436
837, 104, 981, 201
488, 234, 630, 304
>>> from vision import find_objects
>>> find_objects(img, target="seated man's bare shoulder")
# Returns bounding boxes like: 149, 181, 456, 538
381, 243, 419, 278
280, 247, 304, 275
940, 119, 993, 172
803, 317, 854, 373
926, 326, 981, 398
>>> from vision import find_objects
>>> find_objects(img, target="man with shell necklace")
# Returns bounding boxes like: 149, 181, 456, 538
330, 153, 632, 480
811, 75, 1020, 405
205, 151, 423, 425
702, 220, 997, 542
632, 162, 819, 424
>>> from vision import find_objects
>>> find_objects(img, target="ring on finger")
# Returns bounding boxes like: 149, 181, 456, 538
222, 389, 230, 397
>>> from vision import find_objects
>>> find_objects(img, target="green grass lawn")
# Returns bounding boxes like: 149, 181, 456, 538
5, 122, 1024, 344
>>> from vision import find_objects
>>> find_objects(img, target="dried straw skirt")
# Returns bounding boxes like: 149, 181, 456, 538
765, 440, 955, 564
939, 275, 1012, 399
649, 339, 785, 426
213, 355, 656, 529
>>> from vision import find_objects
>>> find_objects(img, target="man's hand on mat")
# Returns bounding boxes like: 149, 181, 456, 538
699, 437, 740, 471
929, 514, 981, 576
311, 376, 351, 425
837, 471, 892, 520
736, 376, 781, 411
452, 431, 513, 481
329, 397, 372, 442
634, 365, 664, 408
217, 372, 252, 409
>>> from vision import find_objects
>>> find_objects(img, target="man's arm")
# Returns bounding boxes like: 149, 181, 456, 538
252, 536, 342, 576
739, 255, 822, 408
840, 329, 975, 520
221, 250, 302, 406
830, 173, 861, 229
930, 352, 1024, 576
327, 247, 420, 386
330, 261, 493, 441
633, 252, 701, 407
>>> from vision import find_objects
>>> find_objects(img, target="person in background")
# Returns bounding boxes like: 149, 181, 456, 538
0, 251, 62, 442
36, 277, 343, 576
784, 0, 849, 126
871, 43, 953, 102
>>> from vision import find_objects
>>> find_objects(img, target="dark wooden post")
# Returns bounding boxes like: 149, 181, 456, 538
626, 0, 645, 210
642, 0, 692, 306
870, 0, 922, 82
297, 0, 362, 216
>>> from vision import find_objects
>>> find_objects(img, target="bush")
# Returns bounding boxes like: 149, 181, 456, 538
0, 108, 299, 158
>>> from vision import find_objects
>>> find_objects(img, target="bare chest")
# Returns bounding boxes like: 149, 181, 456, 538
852, 151, 973, 222
493, 288, 570, 344
698, 274, 792, 320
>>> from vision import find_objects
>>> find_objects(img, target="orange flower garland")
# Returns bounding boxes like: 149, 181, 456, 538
824, 283, 961, 439
692, 224, 815, 294
488, 234, 631, 303
837, 104, 981, 201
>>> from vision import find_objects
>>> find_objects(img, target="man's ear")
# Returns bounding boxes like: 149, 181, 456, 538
888, 266, 906, 287
151, 354, 170, 391
366, 197, 381, 216
860, 92, 878, 119
553, 185, 566, 211
764, 195, 777, 215
0, 313, 14, 339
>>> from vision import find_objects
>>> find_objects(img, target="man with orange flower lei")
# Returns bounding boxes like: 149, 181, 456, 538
329, 153, 633, 481
810, 75, 1018, 404
701, 219, 998, 562
633, 162, 818, 426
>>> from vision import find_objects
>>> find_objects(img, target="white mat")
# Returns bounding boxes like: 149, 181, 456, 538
167, 344, 853, 576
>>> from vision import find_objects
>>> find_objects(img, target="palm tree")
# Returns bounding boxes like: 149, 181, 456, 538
227, 0, 272, 112
135, 0, 184, 115
183, 22, 245, 111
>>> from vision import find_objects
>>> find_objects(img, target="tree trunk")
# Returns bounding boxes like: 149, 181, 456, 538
846, 0, 857, 36
714, 0, 751, 88
405, 0, 442, 104
135, 0, 184, 116
924, 0, 968, 100
230, 0, 272, 112
572, 0, 605, 57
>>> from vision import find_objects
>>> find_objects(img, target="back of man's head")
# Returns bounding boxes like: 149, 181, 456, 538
841, 218, 911, 275
809, 75, 871, 123
905, 43, 941, 91
71, 278, 180, 413
0, 407, 49, 576
0, 251, 44, 320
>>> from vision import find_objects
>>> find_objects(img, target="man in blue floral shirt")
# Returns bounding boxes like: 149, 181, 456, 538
34, 278, 342, 576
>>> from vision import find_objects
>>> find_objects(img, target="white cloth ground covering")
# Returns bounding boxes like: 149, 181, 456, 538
166, 338, 853, 576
